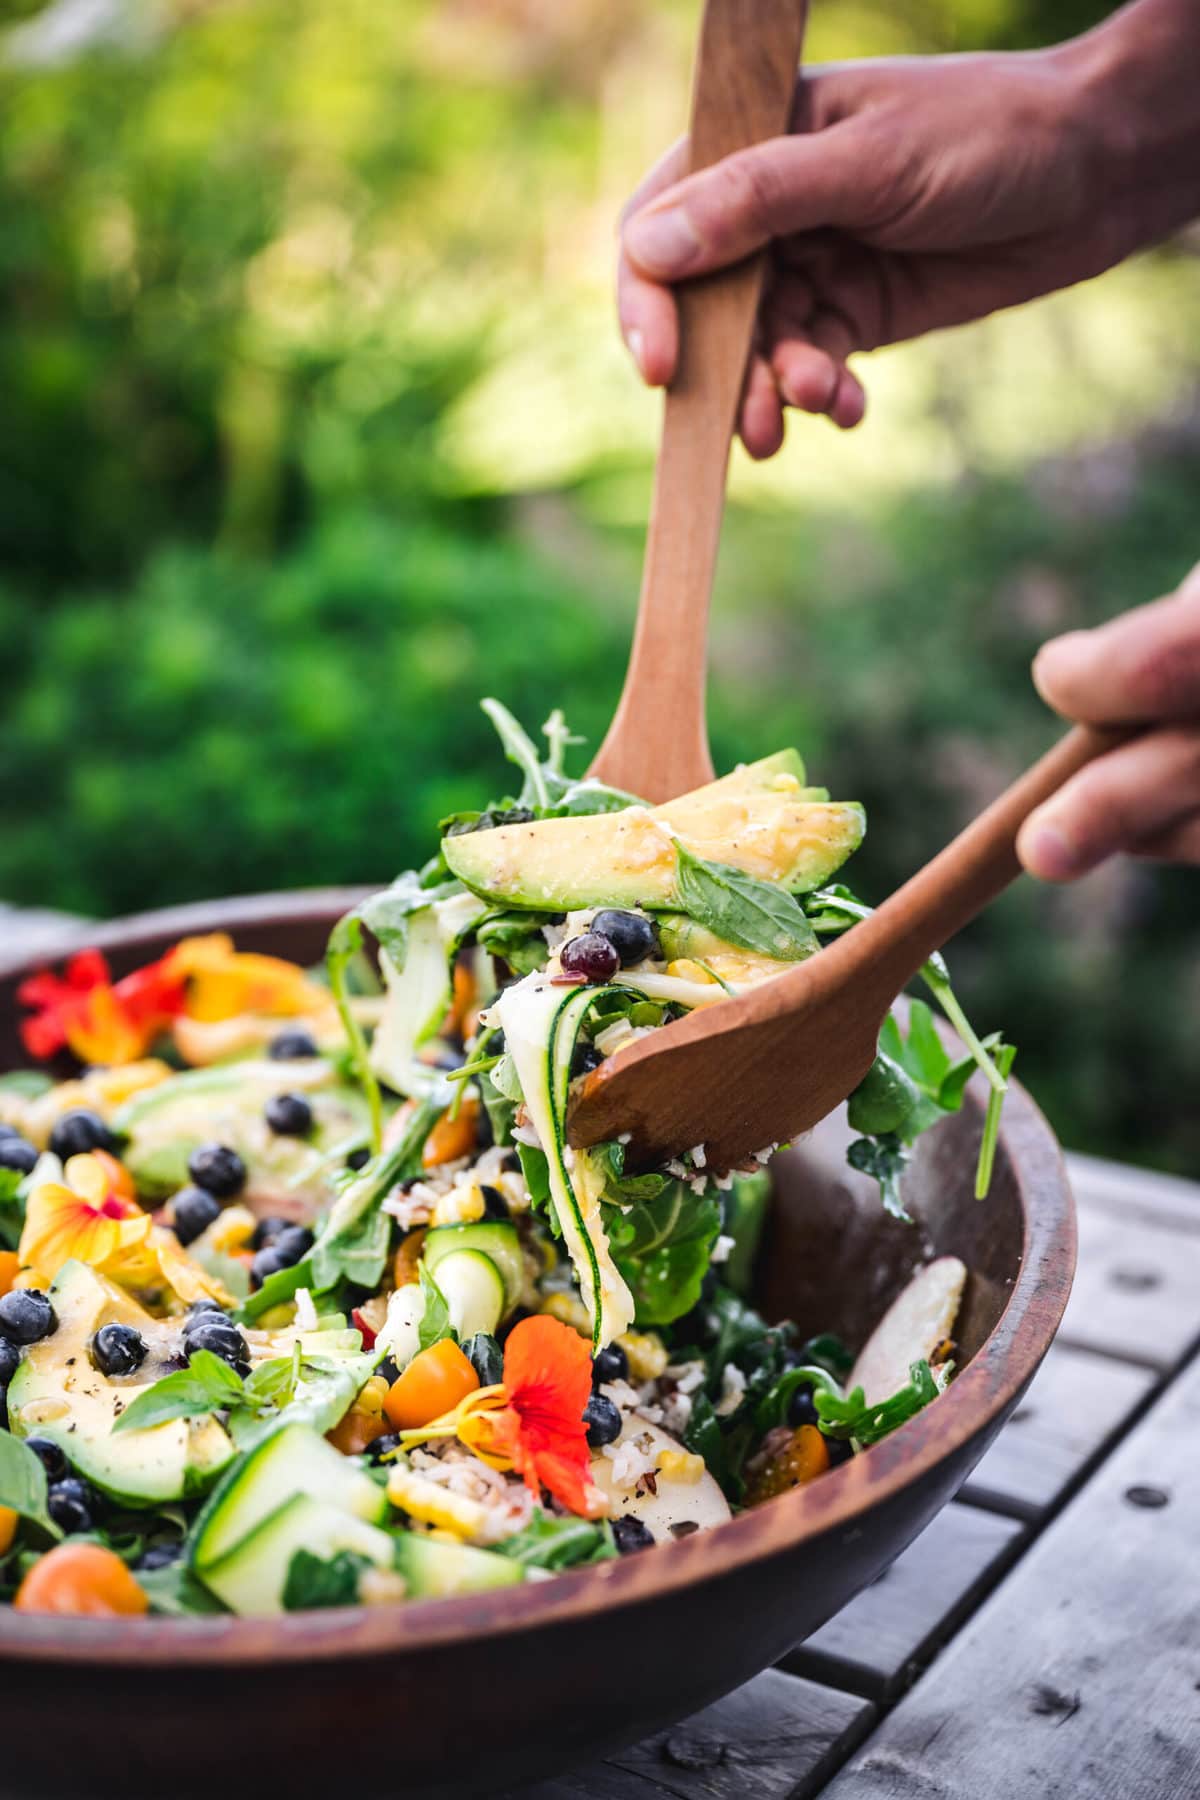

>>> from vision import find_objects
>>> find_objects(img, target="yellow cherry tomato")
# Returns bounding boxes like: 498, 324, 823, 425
15, 1544, 149, 1617
383, 1339, 479, 1430
0, 1507, 17, 1557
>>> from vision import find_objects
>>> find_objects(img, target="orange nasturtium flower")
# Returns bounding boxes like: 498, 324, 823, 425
397, 1315, 605, 1519
18, 948, 187, 1066
19, 1154, 231, 1306
161, 934, 330, 1024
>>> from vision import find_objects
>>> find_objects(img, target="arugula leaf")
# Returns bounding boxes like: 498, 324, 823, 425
674, 843, 817, 961
360, 872, 462, 969
326, 911, 383, 1155
719, 1171, 770, 1297
112, 1351, 245, 1435
282, 1548, 370, 1611
481, 697, 551, 810
591, 1139, 668, 1203
815, 1359, 940, 1445
605, 1181, 721, 1326
416, 1263, 452, 1350
752, 1364, 842, 1435
0, 1431, 61, 1538
847, 1134, 912, 1222
0, 1167, 24, 1251
493, 1510, 616, 1570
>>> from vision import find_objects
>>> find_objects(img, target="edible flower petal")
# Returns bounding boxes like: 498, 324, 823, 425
162, 934, 331, 1024
18, 949, 186, 1066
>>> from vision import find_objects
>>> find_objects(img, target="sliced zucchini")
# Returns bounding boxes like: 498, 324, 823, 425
422, 1220, 523, 1312
370, 892, 489, 1100
200, 1494, 395, 1616
392, 1532, 523, 1599
190, 1422, 387, 1573
429, 1249, 505, 1340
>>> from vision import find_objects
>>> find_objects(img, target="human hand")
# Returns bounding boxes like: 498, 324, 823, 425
1017, 567, 1200, 879
618, 36, 1159, 458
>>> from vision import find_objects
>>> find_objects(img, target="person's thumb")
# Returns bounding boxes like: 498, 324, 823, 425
623, 126, 868, 279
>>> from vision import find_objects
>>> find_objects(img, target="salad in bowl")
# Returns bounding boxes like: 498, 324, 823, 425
0, 702, 1010, 1621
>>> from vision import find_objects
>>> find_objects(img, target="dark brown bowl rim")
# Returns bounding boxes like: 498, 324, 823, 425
0, 890, 1076, 1666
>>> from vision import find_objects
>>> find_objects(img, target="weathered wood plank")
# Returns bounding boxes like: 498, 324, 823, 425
783, 1502, 1023, 1699
1059, 1187, 1200, 1370
959, 1340, 1155, 1518
818, 1351, 1200, 1800
510, 1671, 874, 1800
1068, 1152, 1200, 1237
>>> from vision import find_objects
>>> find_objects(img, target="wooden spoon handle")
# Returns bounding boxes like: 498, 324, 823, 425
848, 723, 1134, 1004
588, 0, 806, 803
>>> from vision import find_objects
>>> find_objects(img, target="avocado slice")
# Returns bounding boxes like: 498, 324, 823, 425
111, 1059, 372, 1206
6, 1261, 234, 1506
442, 773, 863, 913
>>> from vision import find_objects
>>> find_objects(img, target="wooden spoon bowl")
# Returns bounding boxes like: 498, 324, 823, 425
0, 894, 1075, 1800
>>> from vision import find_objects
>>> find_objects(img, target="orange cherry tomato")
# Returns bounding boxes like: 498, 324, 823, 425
383, 1339, 479, 1430
0, 1507, 17, 1557
0, 1251, 20, 1299
422, 1101, 479, 1170
327, 1406, 392, 1455
14, 1544, 149, 1617
393, 1228, 427, 1289
744, 1424, 832, 1506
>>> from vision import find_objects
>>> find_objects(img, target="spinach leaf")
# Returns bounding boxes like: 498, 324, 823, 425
0, 1167, 24, 1252
676, 1287, 798, 1501
493, 1510, 616, 1570
674, 843, 817, 961
282, 1548, 370, 1611
797, 1332, 854, 1381
112, 1351, 245, 1435
816, 1359, 940, 1445
477, 912, 553, 975
605, 1181, 721, 1326
847, 1133, 912, 1222
309, 1205, 392, 1294
416, 1263, 452, 1351
138, 1560, 227, 1616
0, 1431, 61, 1538
326, 911, 383, 1156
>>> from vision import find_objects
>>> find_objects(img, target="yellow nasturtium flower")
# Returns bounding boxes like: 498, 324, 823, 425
163, 934, 332, 1024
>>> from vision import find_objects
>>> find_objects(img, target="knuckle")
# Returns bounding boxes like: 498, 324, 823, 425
708, 149, 783, 244
1129, 633, 1200, 718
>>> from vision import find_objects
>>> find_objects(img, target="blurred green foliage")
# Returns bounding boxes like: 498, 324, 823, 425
1, 0, 1197, 1174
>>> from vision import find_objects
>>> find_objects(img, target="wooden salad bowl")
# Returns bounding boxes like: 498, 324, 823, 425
0, 893, 1076, 1800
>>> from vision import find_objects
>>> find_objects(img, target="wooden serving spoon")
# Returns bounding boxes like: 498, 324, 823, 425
569, 723, 1129, 1170
587, 0, 807, 803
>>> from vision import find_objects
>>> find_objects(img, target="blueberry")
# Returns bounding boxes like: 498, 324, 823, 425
250, 1247, 285, 1288
264, 1093, 313, 1138
0, 1123, 20, 1141
90, 1322, 147, 1378
559, 933, 620, 985
184, 1316, 249, 1374
825, 1435, 853, 1467
479, 1184, 509, 1221
0, 1387, 7, 1429
185, 1297, 227, 1324
377, 1357, 401, 1387
135, 1542, 183, 1571
367, 1432, 403, 1465
345, 1148, 370, 1172
611, 1515, 655, 1554
571, 1041, 602, 1078
0, 1338, 20, 1386
25, 1437, 68, 1482
172, 1186, 221, 1246
187, 1143, 246, 1198
787, 1385, 820, 1429
250, 1215, 291, 1251
592, 1343, 629, 1387
273, 1225, 313, 1267
48, 1477, 95, 1534
48, 1108, 117, 1161
590, 909, 660, 967
0, 1137, 39, 1176
268, 1029, 319, 1061
0, 1289, 56, 1345
583, 1392, 622, 1448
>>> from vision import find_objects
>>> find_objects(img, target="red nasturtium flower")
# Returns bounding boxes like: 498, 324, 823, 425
460, 1315, 605, 1518
18, 949, 186, 1066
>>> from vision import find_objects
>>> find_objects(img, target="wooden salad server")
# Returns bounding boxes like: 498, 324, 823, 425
586, 0, 808, 803
570, 723, 1129, 1169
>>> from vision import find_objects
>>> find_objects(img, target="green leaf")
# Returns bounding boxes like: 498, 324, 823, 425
237, 1256, 312, 1324
976, 1042, 1016, 1199
816, 1359, 940, 1445
846, 1134, 912, 1222
493, 1510, 616, 1570
674, 843, 817, 961
417, 1263, 453, 1350
361, 872, 461, 970
481, 696, 550, 810
112, 1350, 245, 1435
139, 1559, 227, 1616
310, 1205, 391, 1293
752, 1364, 842, 1435
0, 1167, 24, 1252
591, 1139, 668, 1203
0, 1071, 53, 1098
242, 1345, 302, 1411
0, 1431, 61, 1539
326, 911, 383, 1155
605, 1181, 722, 1326
282, 1547, 370, 1611
229, 1352, 380, 1452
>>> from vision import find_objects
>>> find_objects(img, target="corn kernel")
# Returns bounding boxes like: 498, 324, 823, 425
207, 1205, 256, 1255
430, 1182, 487, 1228
655, 1448, 706, 1485
620, 1329, 668, 1381
540, 1292, 591, 1337
666, 959, 718, 985
386, 1466, 490, 1540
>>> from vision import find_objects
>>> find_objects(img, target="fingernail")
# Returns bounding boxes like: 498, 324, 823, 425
625, 206, 702, 276
1021, 820, 1081, 882
626, 326, 646, 377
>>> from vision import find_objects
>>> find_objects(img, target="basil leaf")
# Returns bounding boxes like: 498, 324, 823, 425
674, 843, 817, 961
242, 1346, 302, 1411
112, 1350, 245, 1435
282, 1548, 370, 1611
0, 1431, 61, 1538
417, 1263, 452, 1351
229, 1352, 380, 1452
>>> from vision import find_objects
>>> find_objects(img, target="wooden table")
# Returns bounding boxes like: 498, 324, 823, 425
3, 908, 1197, 1797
